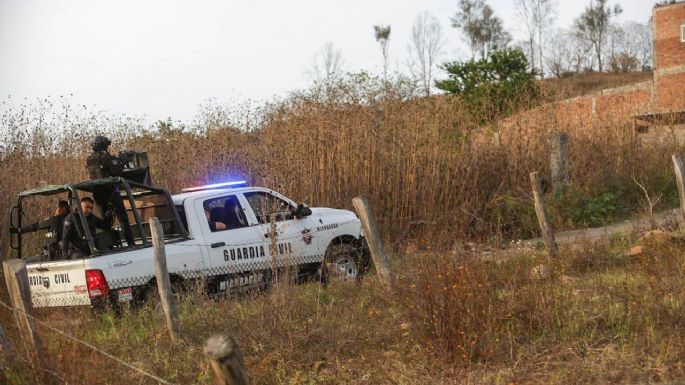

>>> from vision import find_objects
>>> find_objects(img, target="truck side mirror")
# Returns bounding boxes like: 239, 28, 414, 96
294, 204, 312, 219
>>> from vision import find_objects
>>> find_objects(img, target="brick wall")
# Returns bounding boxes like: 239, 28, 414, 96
498, 2, 685, 133
654, 2, 685, 70
499, 81, 654, 133
657, 71, 685, 110
654, 2, 685, 111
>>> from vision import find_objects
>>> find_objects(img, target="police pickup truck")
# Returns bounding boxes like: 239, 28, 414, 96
9, 178, 368, 308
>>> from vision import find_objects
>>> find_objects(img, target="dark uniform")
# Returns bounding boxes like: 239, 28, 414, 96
60, 212, 111, 258
86, 136, 135, 246
12, 214, 68, 260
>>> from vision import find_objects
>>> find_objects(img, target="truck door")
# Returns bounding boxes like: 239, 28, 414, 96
242, 190, 323, 269
195, 194, 266, 291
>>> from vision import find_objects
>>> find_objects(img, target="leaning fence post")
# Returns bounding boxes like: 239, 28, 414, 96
529, 172, 558, 262
204, 335, 251, 385
150, 217, 181, 341
672, 154, 685, 234
2, 259, 47, 367
352, 195, 394, 287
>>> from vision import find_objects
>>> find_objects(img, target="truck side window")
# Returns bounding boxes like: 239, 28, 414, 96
244, 192, 294, 224
203, 195, 248, 232
175, 205, 188, 232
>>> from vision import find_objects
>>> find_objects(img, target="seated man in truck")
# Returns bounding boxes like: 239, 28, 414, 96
10, 200, 70, 260
205, 206, 227, 232
60, 196, 113, 259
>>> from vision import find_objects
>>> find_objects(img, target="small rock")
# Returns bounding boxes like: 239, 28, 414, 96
639, 229, 667, 241
639, 230, 685, 246
559, 275, 578, 284
529, 264, 550, 280
312, 361, 326, 372
623, 245, 644, 257
480, 251, 494, 259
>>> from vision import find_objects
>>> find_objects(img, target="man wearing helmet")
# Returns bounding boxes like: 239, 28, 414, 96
86, 135, 135, 247
87, 135, 124, 179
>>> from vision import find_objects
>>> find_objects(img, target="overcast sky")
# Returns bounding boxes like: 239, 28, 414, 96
0, 0, 657, 122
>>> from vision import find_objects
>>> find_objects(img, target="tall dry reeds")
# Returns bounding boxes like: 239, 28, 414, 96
0, 76, 682, 256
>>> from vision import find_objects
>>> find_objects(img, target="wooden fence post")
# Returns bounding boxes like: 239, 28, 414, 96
150, 217, 181, 341
529, 172, 558, 261
550, 132, 570, 195
204, 335, 251, 385
2, 259, 47, 367
672, 154, 685, 234
352, 195, 394, 287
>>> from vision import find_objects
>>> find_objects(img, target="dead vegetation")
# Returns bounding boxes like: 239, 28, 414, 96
540, 70, 653, 100
3, 234, 685, 384
1, 75, 685, 383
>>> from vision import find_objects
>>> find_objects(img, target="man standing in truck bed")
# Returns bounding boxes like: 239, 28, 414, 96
86, 135, 135, 246
61, 197, 112, 259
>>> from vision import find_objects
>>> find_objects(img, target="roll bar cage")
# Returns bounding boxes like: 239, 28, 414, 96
9, 177, 189, 259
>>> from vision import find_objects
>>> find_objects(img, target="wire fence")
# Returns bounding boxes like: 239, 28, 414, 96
1, 188, 675, 384
0, 298, 176, 385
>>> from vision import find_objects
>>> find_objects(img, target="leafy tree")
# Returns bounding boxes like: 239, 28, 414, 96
436, 48, 538, 120
574, 0, 623, 72
450, 0, 512, 60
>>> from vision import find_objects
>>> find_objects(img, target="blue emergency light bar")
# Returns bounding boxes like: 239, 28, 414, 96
181, 180, 248, 193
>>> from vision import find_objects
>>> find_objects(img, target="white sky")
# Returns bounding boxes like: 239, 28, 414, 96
0, 0, 657, 122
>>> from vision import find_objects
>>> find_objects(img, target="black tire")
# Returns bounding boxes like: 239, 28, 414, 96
136, 277, 186, 314
324, 242, 363, 282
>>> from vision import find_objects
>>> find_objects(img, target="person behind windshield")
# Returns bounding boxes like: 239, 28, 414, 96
205, 207, 227, 232
10, 200, 71, 260
60, 196, 112, 259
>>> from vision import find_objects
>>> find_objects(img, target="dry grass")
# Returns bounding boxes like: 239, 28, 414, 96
3, 237, 685, 384
541, 71, 653, 100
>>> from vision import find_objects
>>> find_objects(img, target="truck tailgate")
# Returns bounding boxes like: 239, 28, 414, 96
26, 260, 90, 308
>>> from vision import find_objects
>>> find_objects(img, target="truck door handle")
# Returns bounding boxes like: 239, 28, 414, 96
210, 242, 226, 248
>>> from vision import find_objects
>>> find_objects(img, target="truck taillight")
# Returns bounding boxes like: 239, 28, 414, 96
86, 269, 109, 299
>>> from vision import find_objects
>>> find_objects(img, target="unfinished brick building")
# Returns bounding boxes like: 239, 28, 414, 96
652, 0, 685, 113
501, 1, 685, 132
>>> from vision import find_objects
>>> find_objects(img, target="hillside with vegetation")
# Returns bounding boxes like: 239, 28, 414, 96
541, 70, 653, 100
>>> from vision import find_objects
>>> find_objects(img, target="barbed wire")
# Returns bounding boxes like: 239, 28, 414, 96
0, 299, 176, 385
12, 352, 72, 385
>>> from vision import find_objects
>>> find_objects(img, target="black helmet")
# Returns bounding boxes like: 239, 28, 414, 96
91, 135, 111, 152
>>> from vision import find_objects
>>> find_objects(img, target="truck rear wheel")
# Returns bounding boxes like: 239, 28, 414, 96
324, 243, 362, 281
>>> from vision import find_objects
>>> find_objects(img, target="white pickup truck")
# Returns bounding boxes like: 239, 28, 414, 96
9, 178, 369, 309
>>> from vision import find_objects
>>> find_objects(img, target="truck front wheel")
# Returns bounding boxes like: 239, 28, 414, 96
324, 243, 362, 281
